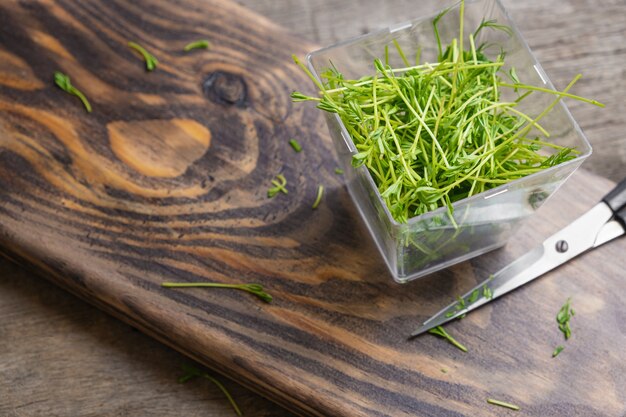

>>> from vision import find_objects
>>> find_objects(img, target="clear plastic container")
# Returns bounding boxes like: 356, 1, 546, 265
306, 0, 592, 283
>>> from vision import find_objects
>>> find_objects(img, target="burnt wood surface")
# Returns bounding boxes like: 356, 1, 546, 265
0, 0, 624, 416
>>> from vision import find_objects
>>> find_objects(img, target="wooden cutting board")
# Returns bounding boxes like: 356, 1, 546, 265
0, 1, 624, 416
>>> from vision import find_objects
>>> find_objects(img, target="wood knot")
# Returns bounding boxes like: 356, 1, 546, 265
203, 71, 247, 106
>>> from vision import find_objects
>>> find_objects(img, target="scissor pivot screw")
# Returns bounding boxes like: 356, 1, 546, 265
555, 240, 569, 253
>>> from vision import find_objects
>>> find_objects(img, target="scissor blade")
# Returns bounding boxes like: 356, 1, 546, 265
409, 245, 544, 337
410, 202, 618, 338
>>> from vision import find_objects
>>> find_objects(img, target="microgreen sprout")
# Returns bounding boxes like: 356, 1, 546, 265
291, 0, 603, 223
178, 364, 242, 416
128, 41, 159, 71
184, 39, 211, 52
54, 71, 92, 112
334, 168, 344, 175
428, 326, 467, 352
267, 174, 288, 198
312, 185, 324, 209
162, 282, 273, 303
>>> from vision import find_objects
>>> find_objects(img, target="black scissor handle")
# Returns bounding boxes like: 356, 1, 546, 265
603, 177, 626, 228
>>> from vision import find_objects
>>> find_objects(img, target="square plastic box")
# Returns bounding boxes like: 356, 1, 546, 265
306, 0, 592, 282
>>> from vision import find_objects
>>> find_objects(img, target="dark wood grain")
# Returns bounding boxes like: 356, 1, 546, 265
0, 1, 624, 416
0, 256, 295, 417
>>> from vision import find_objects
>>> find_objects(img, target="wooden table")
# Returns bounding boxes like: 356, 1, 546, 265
0, 1, 624, 416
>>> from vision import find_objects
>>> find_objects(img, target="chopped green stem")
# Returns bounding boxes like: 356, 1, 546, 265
54, 71, 92, 112
498, 81, 605, 107
458, 0, 465, 61
289, 139, 302, 152
312, 184, 324, 209
487, 398, 520, 411
267, 174, 288, 198
162, 282, 273, 303
428, 326, 468, 352
322, 62, 504, 95
184, 39, 211, 51
504, 106, 550, 137
393, 39, 410, 67
179, 365, 243, 416
128, 41, 158, 71
292, 54, 325, 92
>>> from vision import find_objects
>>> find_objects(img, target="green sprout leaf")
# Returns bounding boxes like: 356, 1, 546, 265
552, 345, 564, 358
53, 71, 92, 113
428, 326, 467, 352
178, 364, 242, 416
128, 41, 159, 71
556, 297, 574, 340
467, 289, 480, 304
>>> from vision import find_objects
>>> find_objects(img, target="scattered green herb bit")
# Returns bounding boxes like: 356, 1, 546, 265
487, 398, 520, 411
467, 289, 480, 304
497, 81, 605, 108
312, 184, 325, 209
291, 0, 602, 223
556, 297, 574, 340
178, 364, 242, 416
482, 284, 493, 300
441, 368, 447, 373
53, 71, 92, 113
128, 41, 159, 71
183, 39, 211, 52
552, 345, 564, 358
334, 168, 344, 175
444, 293, 469, 319
482, 274, 494, 299
289, 138, 302, 152
267, 174, 288, 198
162, 282, 272, 303
428, 326, 467, 352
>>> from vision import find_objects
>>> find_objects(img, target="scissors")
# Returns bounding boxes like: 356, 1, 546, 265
411, 177, 626, 337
